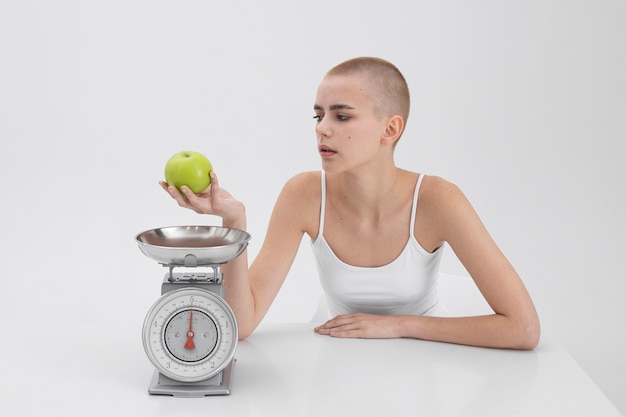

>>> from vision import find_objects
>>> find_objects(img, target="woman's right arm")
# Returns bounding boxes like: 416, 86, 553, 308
160, 172, 314, 339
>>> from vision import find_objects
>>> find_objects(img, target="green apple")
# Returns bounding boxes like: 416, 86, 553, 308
164, 151, 213, 193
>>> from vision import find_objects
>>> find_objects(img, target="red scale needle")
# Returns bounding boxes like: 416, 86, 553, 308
184, 309, 196, 349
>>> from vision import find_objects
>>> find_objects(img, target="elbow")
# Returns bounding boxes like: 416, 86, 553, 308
517, 327, 540, 350
237, 326, 253, 341
514, 317, 541, 350
236, 321, 259, 341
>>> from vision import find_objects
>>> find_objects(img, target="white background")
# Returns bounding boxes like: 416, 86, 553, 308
1, 0, 624, 413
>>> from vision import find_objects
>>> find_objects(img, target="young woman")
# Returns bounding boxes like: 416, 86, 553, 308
161, 57, 540, 350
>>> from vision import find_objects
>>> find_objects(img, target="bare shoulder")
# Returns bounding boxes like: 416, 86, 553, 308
279, 171, 321, 204
273, 171, 321, 236
417, 175, 479, 244
420, 175, 469, 210
282, 171, 320, 191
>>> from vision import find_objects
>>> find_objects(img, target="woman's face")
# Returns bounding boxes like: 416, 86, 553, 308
313, 74, 389, 173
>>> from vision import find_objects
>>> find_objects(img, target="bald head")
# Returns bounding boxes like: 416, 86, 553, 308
325, 57, 410, 127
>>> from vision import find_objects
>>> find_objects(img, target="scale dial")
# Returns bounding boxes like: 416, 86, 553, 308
143, 287, 238, 382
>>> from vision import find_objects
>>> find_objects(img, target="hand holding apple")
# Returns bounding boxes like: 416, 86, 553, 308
160, 170, 247, 230
164, 150, 213, 194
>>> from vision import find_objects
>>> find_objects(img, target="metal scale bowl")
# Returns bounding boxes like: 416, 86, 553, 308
136, 225, 251, 397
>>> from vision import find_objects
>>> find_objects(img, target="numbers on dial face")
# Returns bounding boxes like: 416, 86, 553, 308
142, 288, 238, 382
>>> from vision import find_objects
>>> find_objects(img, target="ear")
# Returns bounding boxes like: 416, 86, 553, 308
380, 115, 404, 146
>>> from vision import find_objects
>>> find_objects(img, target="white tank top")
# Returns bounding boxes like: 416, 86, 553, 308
310, 171, 446, 321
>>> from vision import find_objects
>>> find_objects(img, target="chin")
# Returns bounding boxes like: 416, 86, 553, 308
320, 162, 342, 174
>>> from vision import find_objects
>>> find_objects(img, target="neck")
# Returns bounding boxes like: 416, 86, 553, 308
331, 164, 401, 216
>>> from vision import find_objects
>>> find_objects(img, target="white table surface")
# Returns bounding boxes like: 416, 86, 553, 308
0, 321, 621, 416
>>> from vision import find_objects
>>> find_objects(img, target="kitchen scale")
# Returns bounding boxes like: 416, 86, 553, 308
135, 225, 251, 397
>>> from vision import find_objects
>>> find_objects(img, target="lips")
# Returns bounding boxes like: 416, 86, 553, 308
319, 145, 337, 157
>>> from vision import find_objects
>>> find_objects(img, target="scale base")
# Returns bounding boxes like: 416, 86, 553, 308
148, 360, 235, 397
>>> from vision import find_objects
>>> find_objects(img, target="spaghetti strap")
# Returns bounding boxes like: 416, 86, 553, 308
409, 174, 425, 233
318, 171, 327, 238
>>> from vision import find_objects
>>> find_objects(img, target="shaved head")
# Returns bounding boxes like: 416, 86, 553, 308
325, 57, 410, 127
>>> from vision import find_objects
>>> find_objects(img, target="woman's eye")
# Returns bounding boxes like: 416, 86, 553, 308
313, 113, 349, 122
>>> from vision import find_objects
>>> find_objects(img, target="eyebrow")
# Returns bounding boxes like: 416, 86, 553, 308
313, 104, 356, 111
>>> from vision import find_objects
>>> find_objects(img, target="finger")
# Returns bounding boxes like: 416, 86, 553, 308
320, 314, 355, 327
314, 319, 338, 331
209, 172, 220, 199
161, 185, 193, 209
166, 185, 183, 199
327, 329, 363, 338
179, 186, 203, 210
207, 172, 226, 210
316, 316, 357, 333
159, 181, 174, 195
317, 323, 363, 338
210, 171, 219, 189
180, 185, 199, 202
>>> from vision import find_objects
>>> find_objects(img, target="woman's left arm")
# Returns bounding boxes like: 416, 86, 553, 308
315, 178, 540, 350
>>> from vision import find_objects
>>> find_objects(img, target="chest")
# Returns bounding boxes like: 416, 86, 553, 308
322, 201, 413, 268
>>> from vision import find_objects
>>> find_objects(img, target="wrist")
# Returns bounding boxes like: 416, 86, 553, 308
396, 315, 418, 338
222, 203, 247, 230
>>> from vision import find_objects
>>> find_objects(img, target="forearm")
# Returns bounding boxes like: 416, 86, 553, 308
221, 253, 261, 339
397, 313, 540, 350
220, 215, 262, 339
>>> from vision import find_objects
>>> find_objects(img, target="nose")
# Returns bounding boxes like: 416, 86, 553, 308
315, 117, 331, 138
